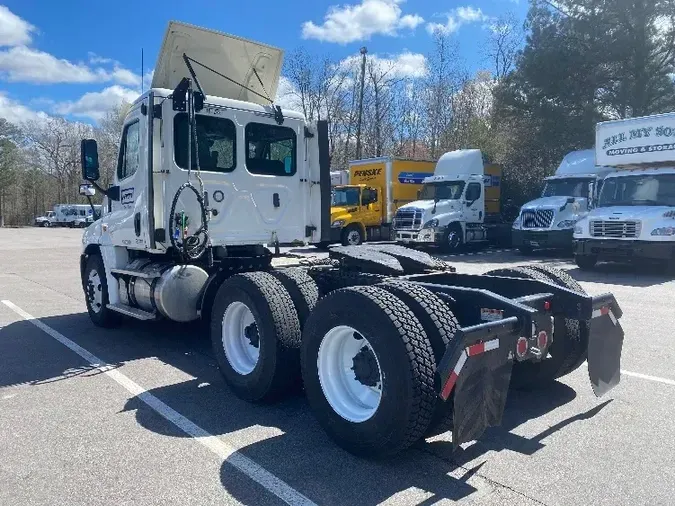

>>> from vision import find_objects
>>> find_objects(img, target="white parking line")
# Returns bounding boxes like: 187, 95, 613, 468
1, 299, 317, 506
621, 370, 675, 387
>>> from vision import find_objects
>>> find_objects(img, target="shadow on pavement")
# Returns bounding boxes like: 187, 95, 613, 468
0, 313, 609, 506
566, 262, 674, 287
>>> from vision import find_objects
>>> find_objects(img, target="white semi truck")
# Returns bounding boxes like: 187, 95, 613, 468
574, 112, 675, 270
76, 21, 625, 458
392, 149, 509, 252
512, 149, 615, 254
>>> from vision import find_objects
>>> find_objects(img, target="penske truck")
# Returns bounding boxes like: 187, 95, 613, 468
392, 150, 509, 252
574, 112, 675, 270
76, 20, 625, 458
329, 157, 435, 245
512, 149, 615, 254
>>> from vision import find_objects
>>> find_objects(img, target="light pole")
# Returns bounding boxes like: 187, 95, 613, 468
355, 46, 367, 160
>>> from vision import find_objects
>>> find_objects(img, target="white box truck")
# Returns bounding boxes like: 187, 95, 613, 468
392, 149, 508, 252
75, 20, 625, 458
574, 112, 675, 269
512, 149, 615, 254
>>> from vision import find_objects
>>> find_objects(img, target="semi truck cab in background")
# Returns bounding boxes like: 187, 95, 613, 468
512, 149, 615, 254
329, 157, 434, 245
392, 149, 507, 252
574, 112, 675, 270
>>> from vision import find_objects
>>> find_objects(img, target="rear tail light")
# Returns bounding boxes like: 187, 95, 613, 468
537, 330, 548, 349
516, 336, 528, 358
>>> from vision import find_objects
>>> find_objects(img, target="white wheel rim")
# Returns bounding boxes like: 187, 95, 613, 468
317, 325, 383, 423
347, 230, 360, 245
222, 301, 260, 375
87, 269, 103, 314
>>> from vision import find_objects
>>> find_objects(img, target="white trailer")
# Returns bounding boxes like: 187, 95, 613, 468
574, 112, 675, 269
512, 149, 615, 253
76, 21, 625, 458
330, 170, 349, 186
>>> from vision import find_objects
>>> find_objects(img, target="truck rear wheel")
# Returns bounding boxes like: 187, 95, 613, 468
308, 270, 387, 297
377, 280, 459, 437
83, 254, 121, 328
341, 225, 363, 246
483, 266, 587, 387
301, 286, 436, 457
575, 255, 597, 270
210, 272, 301, 402
270, 268, 319, 329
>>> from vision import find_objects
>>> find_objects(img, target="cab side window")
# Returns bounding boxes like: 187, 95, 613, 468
117, 121, 140, 181
466, 182, 481, 201
245, 123, 296, 176
362, 188, 378, 205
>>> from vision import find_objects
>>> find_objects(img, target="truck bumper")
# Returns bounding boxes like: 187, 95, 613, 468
574, 239, 675, 261
394, 228, 440, 245
512, 228, 573, 249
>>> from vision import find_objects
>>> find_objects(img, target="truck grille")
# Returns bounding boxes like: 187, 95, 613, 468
394, 208, 424, 230
590, 220, 641, 238
521, 209, 554, 229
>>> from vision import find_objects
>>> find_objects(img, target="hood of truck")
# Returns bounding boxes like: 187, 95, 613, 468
398, 199, 461, 213
152, 21, 283, 106
588, 206, 675, 220
521, 196, 587, 211
330, 206, 359, 222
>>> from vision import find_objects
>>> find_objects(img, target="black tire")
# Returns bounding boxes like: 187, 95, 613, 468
575, 255, 597, 270
483, 266, 586, 387
441, 224, 463, 253
210, 272, 301, 402
270, 268, 319, 331
341, 225, 363, 246
377, 280, 459, 437
301, 286, 437, 457
83, 254, 122, 328
525, 265, 589, 377
308, 269, 387, 297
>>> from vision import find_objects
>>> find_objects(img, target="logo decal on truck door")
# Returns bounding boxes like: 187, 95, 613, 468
121, 187, 134, 205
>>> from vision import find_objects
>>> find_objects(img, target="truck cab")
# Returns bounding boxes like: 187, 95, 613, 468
574, 112, 675, 269
393, 149, 502, 252
512, 149, 614, 254
330, 184, 380, 245
35, 210, 56, 227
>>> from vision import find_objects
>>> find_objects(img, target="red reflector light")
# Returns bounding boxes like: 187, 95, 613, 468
537, 330, 548, 349
516, 336, 528, 357
544, 301, 551, 311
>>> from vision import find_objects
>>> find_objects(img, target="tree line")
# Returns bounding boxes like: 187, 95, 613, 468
0, 0, 674, 226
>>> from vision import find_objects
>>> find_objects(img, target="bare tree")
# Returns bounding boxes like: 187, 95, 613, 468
484, 12, 523, 80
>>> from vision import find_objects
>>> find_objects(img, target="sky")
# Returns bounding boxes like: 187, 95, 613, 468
0, 0, 527, 125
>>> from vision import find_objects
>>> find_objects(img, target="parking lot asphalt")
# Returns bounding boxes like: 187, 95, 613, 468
1, 227, 674, 506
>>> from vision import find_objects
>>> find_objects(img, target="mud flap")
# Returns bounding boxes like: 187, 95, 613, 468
436, 317, 519, 448
587, 298, 624, 397
452, 342, 514, 447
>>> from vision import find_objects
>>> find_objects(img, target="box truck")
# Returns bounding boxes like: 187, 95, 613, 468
328, 157, 435, 245
512, 149, 615, 254
574, 112, 675, 269
392, 149, 508, 252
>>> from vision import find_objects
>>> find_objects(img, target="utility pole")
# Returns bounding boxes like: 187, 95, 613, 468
355, 46, 367, 160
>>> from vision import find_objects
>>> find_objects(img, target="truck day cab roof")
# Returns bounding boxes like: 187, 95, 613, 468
422, 149, 484, 184
544, 148, 614, 180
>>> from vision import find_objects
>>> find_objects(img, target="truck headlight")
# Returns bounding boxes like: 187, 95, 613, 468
557, 220, 577, 228
422, 218, 439, 229
512, 215, 522, 229
651, 227, 675, 236
331, 220, 345, 228
574, 225, 583, 235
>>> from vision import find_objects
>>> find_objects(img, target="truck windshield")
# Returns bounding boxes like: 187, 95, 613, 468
598, 174, 675, 207
542, 178, 593, 198
419, 181, 465, 201
332, 187, 360, 206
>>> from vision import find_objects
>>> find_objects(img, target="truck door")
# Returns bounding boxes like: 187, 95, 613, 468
464, 182, 484, 223
107, 105, 151, 249
361, 187, 381, 228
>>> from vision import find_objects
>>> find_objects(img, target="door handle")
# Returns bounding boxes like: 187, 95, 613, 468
273, 193, 280, 208
134, 212, 141, 236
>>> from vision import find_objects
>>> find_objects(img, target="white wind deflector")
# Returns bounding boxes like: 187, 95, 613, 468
152, 21, 284, 106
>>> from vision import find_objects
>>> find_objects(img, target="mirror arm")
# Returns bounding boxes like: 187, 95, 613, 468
86, 179, 120, 201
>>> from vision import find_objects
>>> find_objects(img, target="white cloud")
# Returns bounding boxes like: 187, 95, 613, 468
655, 15, 673, 38
274, 76, 303, 111
302, 0, 424, 44
340, 51, 428, 79
427, 6, 490, 35
53, 85, 140, 121
0, 92, 48, 124
0, 45, 108, 83
0, 5, 35, 47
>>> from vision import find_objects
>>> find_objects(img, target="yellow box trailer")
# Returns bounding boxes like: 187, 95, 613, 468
329, 157, 435, 245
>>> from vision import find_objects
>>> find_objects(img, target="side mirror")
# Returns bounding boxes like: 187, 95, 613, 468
566, 197, 575, 204
80, 139, 100, 181
79, 184, 96, 197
